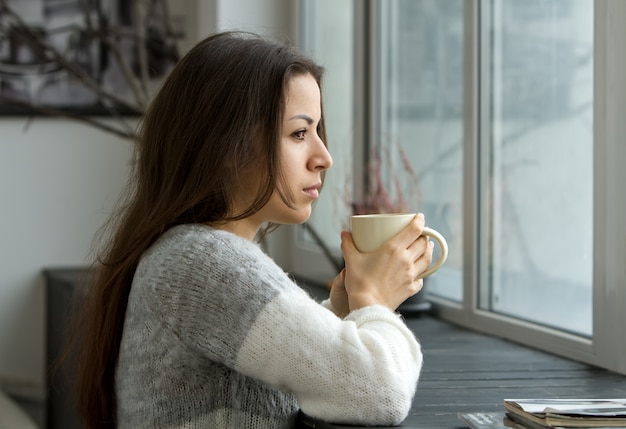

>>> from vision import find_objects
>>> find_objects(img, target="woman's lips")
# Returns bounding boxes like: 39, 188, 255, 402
303, 184, 321, 199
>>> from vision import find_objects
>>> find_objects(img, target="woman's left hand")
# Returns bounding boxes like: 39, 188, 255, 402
329, 269, 349, 318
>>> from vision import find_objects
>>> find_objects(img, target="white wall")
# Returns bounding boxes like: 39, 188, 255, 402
0, 0, 294, 394
216, 0, 296, 40
0, 120, 133, 387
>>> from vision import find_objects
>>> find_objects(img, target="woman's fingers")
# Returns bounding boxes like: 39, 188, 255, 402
411, 240, 434, 279
339, 213, 435, 312
387, 213, 426, 250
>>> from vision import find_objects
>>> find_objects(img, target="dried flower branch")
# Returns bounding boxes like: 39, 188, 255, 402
352, 141, 422, 216
304, 140, 423, 275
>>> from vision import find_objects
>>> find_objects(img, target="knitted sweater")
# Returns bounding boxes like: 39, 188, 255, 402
116, 224, 422, 428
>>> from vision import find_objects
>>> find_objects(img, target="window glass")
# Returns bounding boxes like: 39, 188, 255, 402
480, 0, 593, 336
376, 0, 464, 301
299, 0, 354, 266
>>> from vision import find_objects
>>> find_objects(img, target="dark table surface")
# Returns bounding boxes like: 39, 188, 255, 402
296, 303, 626, 429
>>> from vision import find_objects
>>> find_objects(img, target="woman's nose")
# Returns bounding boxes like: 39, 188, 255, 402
310, 139, 333, 171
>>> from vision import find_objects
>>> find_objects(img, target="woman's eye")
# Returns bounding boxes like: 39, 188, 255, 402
293, 130, 306, 140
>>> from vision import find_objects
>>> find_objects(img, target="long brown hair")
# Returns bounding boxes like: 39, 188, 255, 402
71, 31, 326, 428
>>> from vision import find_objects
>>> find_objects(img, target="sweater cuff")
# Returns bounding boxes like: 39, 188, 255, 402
344, 304, 404, 326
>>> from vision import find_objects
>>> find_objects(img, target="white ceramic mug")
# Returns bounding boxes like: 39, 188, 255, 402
350, 213, 448, 279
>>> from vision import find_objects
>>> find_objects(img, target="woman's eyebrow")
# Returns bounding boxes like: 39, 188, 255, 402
288, 114, 315, 124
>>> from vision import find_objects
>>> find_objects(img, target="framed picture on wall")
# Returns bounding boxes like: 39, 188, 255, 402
0, 0, 183, 116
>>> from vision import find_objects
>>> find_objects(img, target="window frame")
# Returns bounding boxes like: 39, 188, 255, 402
434, 0, 625, 375
274, 0, 626, 375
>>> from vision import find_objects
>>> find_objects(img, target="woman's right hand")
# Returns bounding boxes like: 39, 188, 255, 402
340, 213, 434, 312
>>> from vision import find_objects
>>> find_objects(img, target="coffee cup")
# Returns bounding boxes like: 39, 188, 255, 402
350, 213, 448, 279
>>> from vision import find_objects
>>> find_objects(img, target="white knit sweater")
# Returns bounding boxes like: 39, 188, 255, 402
115, 224, 422, 428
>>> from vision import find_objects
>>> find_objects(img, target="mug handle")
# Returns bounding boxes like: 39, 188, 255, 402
416, 227, 449, 279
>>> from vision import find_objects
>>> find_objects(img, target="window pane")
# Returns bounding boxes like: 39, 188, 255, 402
300, 0, 354, 264
376, 0, 464, 301
480, 0, 593, 336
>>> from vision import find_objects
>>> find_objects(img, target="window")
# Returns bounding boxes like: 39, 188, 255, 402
477, 1, 593, 336
299, 0, 354, 270
375, 0, 465, 302
273, 0, 626, 375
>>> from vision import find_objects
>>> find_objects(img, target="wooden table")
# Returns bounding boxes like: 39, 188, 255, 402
297, 311, 626, 428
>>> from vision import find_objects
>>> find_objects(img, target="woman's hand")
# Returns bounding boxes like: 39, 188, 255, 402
329, 269, 350, 318
340, 213, 434, 313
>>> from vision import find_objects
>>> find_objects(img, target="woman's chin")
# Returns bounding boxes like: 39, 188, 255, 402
279, 208, 312, 225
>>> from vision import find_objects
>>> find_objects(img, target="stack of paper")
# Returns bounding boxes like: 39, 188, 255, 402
503, 398, 626, 428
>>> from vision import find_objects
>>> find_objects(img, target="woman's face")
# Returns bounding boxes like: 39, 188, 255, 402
254, 73, 333, 228
227, 73, 333, 239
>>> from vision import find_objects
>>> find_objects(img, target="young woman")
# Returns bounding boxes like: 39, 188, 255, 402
73, 31, 434, 428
